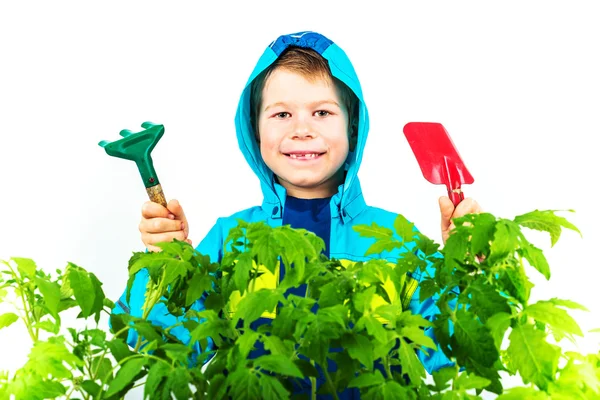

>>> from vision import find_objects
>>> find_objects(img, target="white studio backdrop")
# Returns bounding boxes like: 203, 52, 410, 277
1, 1, 599, 397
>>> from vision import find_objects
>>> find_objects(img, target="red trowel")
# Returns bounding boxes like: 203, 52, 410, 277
402, 122, 474, 206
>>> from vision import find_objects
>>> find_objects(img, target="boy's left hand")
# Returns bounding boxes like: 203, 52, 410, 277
439, 196, 482, 245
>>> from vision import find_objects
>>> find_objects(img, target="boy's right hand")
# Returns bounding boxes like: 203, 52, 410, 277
139, 199, 192, 252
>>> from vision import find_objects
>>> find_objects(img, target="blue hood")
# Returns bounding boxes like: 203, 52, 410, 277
234, 31, 370, 220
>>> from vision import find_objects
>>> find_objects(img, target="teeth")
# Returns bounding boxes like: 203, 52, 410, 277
290, 153, 318, 159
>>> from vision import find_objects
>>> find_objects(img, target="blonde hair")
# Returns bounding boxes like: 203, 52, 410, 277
250, 46, 358, 143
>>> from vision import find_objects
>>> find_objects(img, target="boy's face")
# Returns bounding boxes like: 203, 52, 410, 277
257, 69, 350, 199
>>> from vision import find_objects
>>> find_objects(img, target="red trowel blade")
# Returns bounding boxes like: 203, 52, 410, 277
403, 122, 474, 206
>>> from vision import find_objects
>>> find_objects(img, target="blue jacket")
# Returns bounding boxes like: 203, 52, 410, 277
112, 31, 453, 375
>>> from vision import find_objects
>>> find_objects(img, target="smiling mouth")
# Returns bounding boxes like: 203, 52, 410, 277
284, 152, 325, 160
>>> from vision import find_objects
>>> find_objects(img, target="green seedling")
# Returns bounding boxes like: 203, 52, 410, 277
99, 121, 167, 207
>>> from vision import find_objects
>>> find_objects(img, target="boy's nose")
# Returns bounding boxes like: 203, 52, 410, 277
291, 121, 315, 139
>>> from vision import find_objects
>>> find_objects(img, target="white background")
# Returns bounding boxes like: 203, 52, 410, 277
1, 1, 599, 398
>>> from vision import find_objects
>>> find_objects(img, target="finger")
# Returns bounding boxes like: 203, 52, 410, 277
439, 196, 455, 229
142, 201, 174, 220
167, 199, 189, 237
139, 217, 185, 234
147, 244, 163, 253
453, 198, 482, 218
142, 230, 188, 247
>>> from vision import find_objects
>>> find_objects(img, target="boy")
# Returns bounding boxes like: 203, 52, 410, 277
115, 31, 481, 395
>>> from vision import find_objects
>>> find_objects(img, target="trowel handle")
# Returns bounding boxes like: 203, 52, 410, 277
448, 187, 464, 207
146, 184, 168, 208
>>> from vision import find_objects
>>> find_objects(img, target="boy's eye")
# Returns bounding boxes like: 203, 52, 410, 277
315, 110, 330, 117
275, 112, 290, 119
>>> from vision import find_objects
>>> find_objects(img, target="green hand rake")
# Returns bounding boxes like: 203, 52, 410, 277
98, 121, 167, 207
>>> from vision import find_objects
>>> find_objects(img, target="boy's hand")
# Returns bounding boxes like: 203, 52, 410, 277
139, 199, 192, 252
439, 196, 482, 245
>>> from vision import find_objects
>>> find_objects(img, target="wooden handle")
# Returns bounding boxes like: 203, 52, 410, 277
146, 184, 167, 208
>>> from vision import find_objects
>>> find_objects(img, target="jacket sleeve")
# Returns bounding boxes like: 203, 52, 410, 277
109, 219, 225, 364
407, 252, 458, 374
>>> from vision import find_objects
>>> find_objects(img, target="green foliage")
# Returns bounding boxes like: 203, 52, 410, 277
1, 209, 598, 399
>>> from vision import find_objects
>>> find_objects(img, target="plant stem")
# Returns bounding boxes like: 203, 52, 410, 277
64, 384, 77, 400
6, 264, 38, 342
384, 356, 393, 379
310, 360, 317, 400
323, 367, 339, 400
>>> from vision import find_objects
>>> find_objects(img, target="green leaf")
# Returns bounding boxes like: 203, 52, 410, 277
452, 310, 499, 368
419, 278, 440, 303
514, 209, 581, 247
547, 298, 589, 311
502, 259, 533, 305
207, 374, 228, 399
319, 280, 348, 308
273, 226, 318, 280
103, 297, 116, 309
233, 252, 254, 295
353, 286, 376, 314
34, 277, 61, 318
66, 264, 96, 317
398, 337, 426, 384
0, 312, 18, 330
160, 343, 192, 365
262, 335, 293, 357
250, 228, 282, 274
227, 367, 261, 400
34, 319, 59, 334
25, 336, 83, 380
485, 312, 512, 350
132, 320, 163, 343
12, 257, 36, 278
107, 338, 134, 363
393, 214, 416, 242
189, 310, 235, 348
234, 289, 282, 328
442, 229, 471, 272
431, 366, 456, 392
104, 357, 147, 397
293, 359, 319, 378
348, 370, 385, 388
91, 356, 113, 382
401, 326, 437, 351
382, 377, 412, 399
237, 330, 260, 360
507, 324, 560, 390
465, 213, 497, 256
490, 219, 520, 263
518, 242, 550, 280
358, 314, 388, 344
259, 375, 290, 400
454, 371, 491, 390
166, 367, 193, 400
466, 279, 511, 323
81, 380, 101, 397
353, 222, 394, 240
365, 238, 402, 256
496, 386, 550, 400
525, 300, 583, 339
254, 354, 304, 378
342, 333, 374, 370
463, 358, 503, 395
562, 356, 600, 395
185, 273, 213, 306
